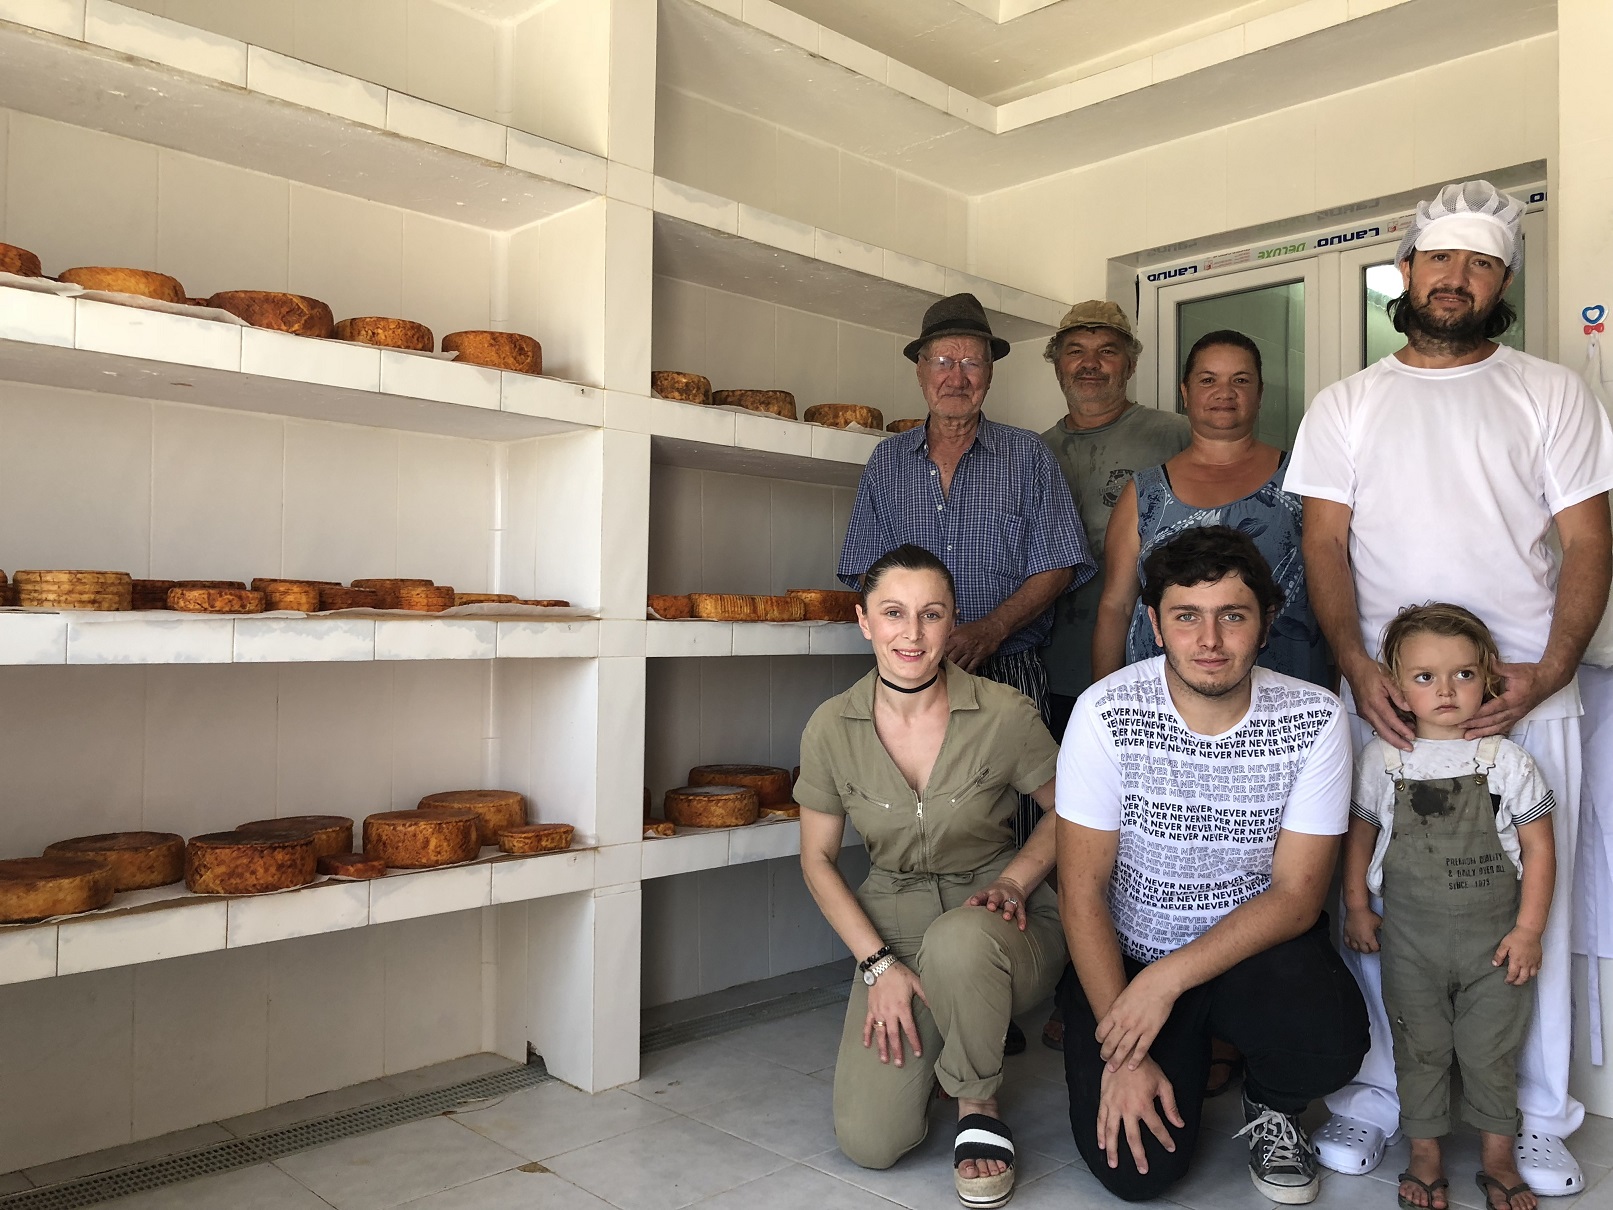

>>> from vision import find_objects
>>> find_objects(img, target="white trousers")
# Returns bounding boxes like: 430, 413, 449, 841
1325, 711, 1586, 1138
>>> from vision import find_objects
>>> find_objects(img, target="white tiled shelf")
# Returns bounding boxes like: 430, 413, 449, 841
640, 816, 862, 879
645, 620, 870, 657
653, 178, 1068, 337
0, 2, 606, 230
0, 290, 602, 441
0, 845, 598, 986
0, 613, 602, 665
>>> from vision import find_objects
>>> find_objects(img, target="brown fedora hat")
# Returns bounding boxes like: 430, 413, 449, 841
903, 292, 1011, 362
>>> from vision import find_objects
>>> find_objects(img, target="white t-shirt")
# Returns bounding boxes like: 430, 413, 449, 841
1056, 658, 1351, 962
1351, 735, 1554, 895
1286, 346, 1613, 720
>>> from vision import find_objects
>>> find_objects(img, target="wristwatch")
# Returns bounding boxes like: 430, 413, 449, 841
863, 954, 898, 985
858, 944, 892, 975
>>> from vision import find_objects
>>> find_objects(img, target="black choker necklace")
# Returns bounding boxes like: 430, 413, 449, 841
879, 672, 940, 695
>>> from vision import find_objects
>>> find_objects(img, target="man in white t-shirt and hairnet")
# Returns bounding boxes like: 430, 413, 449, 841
1288, 179, 1613, 1202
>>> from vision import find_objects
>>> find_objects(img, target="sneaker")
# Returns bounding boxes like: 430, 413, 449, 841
1234, 1091, 1321, 1204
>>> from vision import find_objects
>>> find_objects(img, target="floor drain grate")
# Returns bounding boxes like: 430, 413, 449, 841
642, 982, 850, 1054
0, 1059, 553, 1210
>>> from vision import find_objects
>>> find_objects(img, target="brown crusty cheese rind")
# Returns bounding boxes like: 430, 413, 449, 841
648, 594, 693, 619
397, 585, 455, 612
167, 586, 266, 614
0, 242, 43, 277
786, 588, 862, 622
753, 595, 806, 622
442, 330, 542, 374
42, 832, 185, 891
207, 291, 335, 338
333, 317, 434, 351
185, 832, 317, 895
236, 815, 354, 860
0, 856, 115, 922
497, 823, 574, 854
711, 389, 796, 420
363, 808, 481, 869
887, 418, 925, 433
59, 266, 186, 303
417, 790, 526, 847
663, 785, 760, 828
317, 852, 387, 879
802, 404, 884, 430
650, 371, 712, 405
687, 593, 758, 622
688, 764, 793, 807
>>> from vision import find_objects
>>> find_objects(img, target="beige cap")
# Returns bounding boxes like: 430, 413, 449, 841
1054, 299, 1134, 338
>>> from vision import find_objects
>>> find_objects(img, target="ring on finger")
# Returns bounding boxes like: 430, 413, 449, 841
874, 1020, 886, 1028
1004, 898, 1019, 907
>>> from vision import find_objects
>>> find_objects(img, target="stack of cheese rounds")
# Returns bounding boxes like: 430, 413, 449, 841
15, 570, 132, 611
663, 785, 759, 828
0, 857, 115, 922
60, 266, 186, 303
443, 331, 541, 374
185, 831, 318, 894
43, 832, 185, 890
417, 790, 525, 847
689, 764, 796, 817
712, 389, 796, 419
364, 808, 481, 868
803, 404, 883, 430
650, 371, 712, 405
687, 594, 806, 622
334, 317, 433, 351
399, 584, 455, 612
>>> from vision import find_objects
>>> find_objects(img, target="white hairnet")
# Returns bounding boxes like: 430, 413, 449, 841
1395, 179, 1524, 273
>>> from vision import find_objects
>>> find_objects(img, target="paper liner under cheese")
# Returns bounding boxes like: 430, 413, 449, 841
0, 856, 115, 922
650, 371, 712, 405
497, 823, 573, 854
711, 389, 796, 419
803, 404, 883, 430
42, 832, 185, 891
236, 815, 354, 860
185, 832, 317, 895
688, 764, 793, 807
363, 808, 481, 868
417, 790, 526, 847
663, 784, 759, 828
786, 588, 861, 622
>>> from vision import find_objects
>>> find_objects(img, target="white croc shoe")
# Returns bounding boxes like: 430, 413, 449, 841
1312, 1115, 1394, 1175
1515, 1132, 1583, 1196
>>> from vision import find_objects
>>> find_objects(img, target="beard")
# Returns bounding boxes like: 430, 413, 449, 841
1162, 647, 1253, 700
1396, 286, 1496, 352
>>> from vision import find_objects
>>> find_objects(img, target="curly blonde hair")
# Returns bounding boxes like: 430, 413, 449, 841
1380, 602, 1504, 699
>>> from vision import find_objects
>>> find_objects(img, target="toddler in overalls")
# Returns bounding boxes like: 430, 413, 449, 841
1342, 604, 1557, 1210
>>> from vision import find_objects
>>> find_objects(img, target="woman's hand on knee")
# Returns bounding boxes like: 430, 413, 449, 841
864, 963, 929, 1067
966, 876, 1029, 930
1097, 1058, 1182, 1174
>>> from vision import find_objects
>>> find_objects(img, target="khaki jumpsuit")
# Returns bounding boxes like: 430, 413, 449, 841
795, 664, 1067, 1171
1377, 736, 1534, 1137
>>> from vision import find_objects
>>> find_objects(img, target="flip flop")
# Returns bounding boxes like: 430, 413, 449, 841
1205, 1054, 1244, 1098
1475, 1171, 1532, 1210
1396, 1170, 1449, 1209
955, 1114, 1015, 1209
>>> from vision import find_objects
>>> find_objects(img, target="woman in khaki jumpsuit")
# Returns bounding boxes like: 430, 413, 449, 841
796, 544, 1066, 1210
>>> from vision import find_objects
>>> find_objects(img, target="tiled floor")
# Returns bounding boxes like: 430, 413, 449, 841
50, 1003, 1613, 1208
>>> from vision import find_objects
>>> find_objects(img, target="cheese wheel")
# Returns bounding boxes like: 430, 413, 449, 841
318, 852, 387, 879
185, 832, 317, 895
648, 594, 692, 619
0, 585, 15, 607
236, 815, 354, 860
397, 584, 455, 612
0, 242, 42, 277
207, 291, 335, 338
887, 418, 926, 433
664, 785, 759, 828
442, 330, 541, 374
759, 803, 801, 819
787, 588, 862, 622
753, 595, 806, 622
42, 832, 185, 891
711, 389, 796, 420
16, 571, 133, 611
175, 581, 248, 590
417, 790, 526, 847
650, 371, 712, 405
453, 593, 519, 606
59, 266, 186, 303
688, 764, 793, 807
131, 579, 177, 610
644, 819, 676, 838
13, 570, 129, 583
497, 823, 573, 854
254, 580, 321, 611
167, 586, 266, 614
803, 404, 884, 430
318, 586, 381, 610
334, 317, 434, 351
363, 808, 481, 868
0, 857, 115, 922
688, 593, 758, 622
251, 578, 340, 589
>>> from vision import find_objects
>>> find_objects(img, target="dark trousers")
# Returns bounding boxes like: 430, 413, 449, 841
976, 648, 1051, 847
1049, 692, 1078, 742
1059, 917, 1369, 1202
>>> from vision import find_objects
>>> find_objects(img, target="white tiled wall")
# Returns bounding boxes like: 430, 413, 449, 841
654, 88, 969, 271
651, 276, 929, 421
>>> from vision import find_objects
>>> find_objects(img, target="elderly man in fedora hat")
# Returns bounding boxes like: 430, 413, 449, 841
839, 292, 1093, 835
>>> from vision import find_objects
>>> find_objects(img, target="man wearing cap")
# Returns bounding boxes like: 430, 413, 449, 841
1038, 301, 1189, 739
1288, 179, 1613, 1201
839, 292, 1094, 848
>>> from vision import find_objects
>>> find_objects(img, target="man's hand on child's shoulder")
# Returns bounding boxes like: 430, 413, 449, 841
1343, 907, 1381, 954
1494, 926, 1543, 985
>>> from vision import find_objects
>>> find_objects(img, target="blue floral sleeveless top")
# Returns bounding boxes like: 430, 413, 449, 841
1124, 452, 1331, 687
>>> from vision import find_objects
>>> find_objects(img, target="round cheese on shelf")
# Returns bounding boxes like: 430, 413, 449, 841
363, 808, 481, 868
236, 815, 354, 860
131, 579, 177, 610
711, 389, 796, 420
497, 823, 574, 854
167, 586, 267, 614
15, 570, 133, 611
42, 832, 185, 891
643, 819, 676, 838
334, 317, 434, 351
786, 588, 861, 622
887, 418, 926, 433
687, 594, 757, 622
318, 586, 381, 610
397, 585, 455, 612
753, 595, 805, 622
252, 580, 321, 611
453, 593, 519, 606
650, 371, 712, 405
185, 832, 318, 895
417, 790, 526, 847
317, 852, 387, 879
663, 785, 759, 829
688, 764, 793, 807
59, 266, 186, 303
207, 291, 336, 338
352, 580, 434, 611
803, 404, 884, 430
442, 330, 541, 374
0, 856, 115, 922
0, 242, 43, 277
648, 594, 692, 619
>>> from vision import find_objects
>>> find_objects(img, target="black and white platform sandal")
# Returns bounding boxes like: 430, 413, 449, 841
954, 1113, 1016, 1209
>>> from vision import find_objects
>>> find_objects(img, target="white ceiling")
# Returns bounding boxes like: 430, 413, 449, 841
772, 0, 1306, 102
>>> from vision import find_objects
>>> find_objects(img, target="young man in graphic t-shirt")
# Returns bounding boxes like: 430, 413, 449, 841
1055, 526, 1368, 1205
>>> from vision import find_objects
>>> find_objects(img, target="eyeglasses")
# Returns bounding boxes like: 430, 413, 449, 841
922, 355, 988, 375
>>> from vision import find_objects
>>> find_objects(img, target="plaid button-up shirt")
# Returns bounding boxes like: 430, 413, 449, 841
838, 416, 1094, 654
